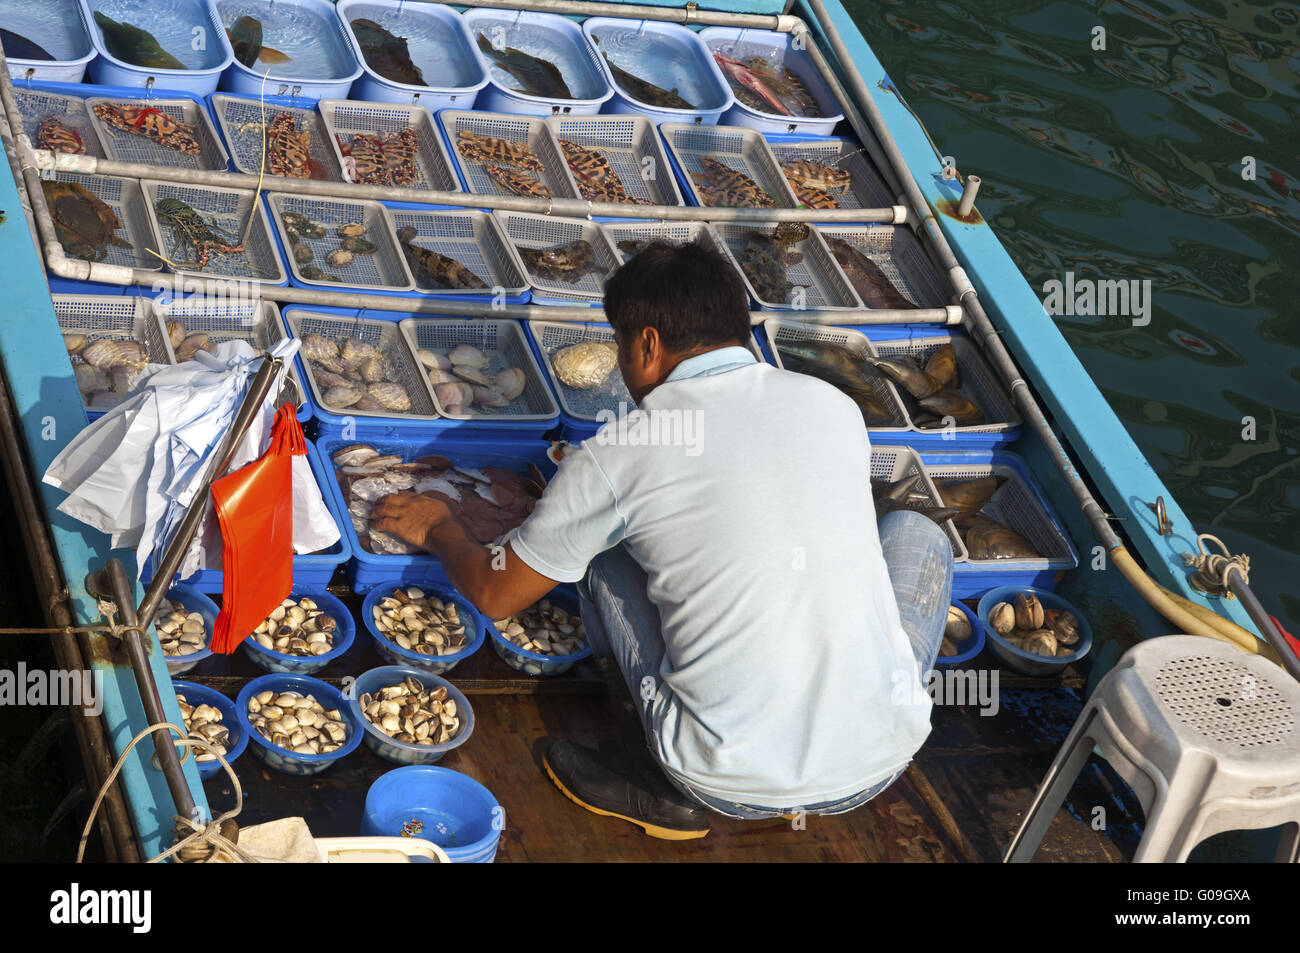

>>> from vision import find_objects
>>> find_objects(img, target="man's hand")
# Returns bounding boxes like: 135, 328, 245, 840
371, 492, 455, 551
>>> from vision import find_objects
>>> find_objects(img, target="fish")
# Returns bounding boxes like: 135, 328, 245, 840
0, 28, 54, 61
917, 390, 985, 425
923, 342, 960, 389
871, 474, 960, 523
867, 356, 943, 400
743, 56, 820, 117
692, 156, 775, 209
958, 514, 1041, 560
396, 226, 487, 290
476, 32, 572, 99
824, 236, 916, 309
226, 15, 291, 69
350, 17, 425, 86
934, 476, 1005, 515
736, 225, 808, 303
777, 341, 895, 427
713, 53, 791, 116
92, 12, 186, 70
519, 239, 607, 284
601, 53, 695, 110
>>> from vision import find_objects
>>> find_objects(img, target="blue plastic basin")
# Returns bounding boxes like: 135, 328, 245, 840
171, 680, 248, 780
977, 586, 1093, 677
239, 587, 357, 675
347, 665, 475, 765
362, 765, 501, 862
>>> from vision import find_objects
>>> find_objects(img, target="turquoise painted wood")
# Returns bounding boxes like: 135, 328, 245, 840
806, 0, 1260, 641
0, 200, 210, 854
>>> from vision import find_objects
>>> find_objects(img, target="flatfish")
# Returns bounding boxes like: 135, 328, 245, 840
351, 17, 425, 86
476, 32, 572, 99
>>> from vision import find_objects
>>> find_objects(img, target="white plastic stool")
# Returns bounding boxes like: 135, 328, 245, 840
1005, 634, 1300, 863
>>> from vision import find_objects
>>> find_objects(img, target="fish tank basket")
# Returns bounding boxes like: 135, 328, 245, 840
210, 92, 345, 181
659, 122, 797, 209
85, 93, 229, 171
146, 295, 309, 422
318, 98, 462, 192
816, 225, 949, 310
920, 450, 1080, 596
141, 179, 286, 283
52, 293, 175, 417
1, 0, 97, 83
581, 17, 733, 125
336, 0, 488, 109
869, 444, 968, 562
464, 8, 613, 116
602, 220, 723, 263
525, 320, 630, 431
383, 207, 528, 300
44, 171, 162, 273
268, 192, 413, 293
80, 0, 233, 95
214, 0, 363, 100
547, 113, 684, 209
494, 211, 620, 306
710, 221, 858, 311
698, 26, 844, 136
765, 136, 894, 214
397, 317, 559, 426
439, 109, 575, 201
763, 317, 910, 431
283, 307, 442, 428
10, 83, 105, 157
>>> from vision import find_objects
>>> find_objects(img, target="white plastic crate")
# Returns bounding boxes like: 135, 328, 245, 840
441, 109, 574, 200
816, 225, 947, 310
870, 444, 967, 560
659, 122, 797, 208
767, 138, 893, 212
43, 171, 161, 272
494, 211, 620, 304
385, 207, 528, 297
53, 294, 173, 415
602, 220, 725, 264
85, 96, 228, 171
142, 180, 284, 283
268, 193, 412, 292
547, 114, 682, 207
319, 99, 462, 192
211, 94, 344, 182
710, 222, 858, 310
11, 86, 104, 157
528, 321, 631, 423
398, 318, 558, 423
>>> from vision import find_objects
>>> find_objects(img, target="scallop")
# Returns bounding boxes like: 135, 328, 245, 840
323, 383, 364, 408
368, 382, 412, 411
418, 349, 452, 371
452, 364, 492, 386
434, 381, 474, 410
448, 344, 489, 369
341, 338, 378, 364
494, 367, 526, 401
552, 340, 617, 389
302, 333, 340, 362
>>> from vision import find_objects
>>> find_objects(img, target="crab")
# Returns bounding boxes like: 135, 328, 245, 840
455, 130, 544, 173
42, 181, 132, 262
265, 113, 327, 180
486, 163, 553, 198
35, 115, 85, 155
692, 156, 776, 208
91, 103, 200, 155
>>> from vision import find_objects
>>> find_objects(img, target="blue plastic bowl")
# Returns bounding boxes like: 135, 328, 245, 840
362, 582, 486, 676
235, 673, 362, 775
487, 588, 591, 676
934, 601, 985, 668
171, 680, 248, 780
347, 665, 474, 765
361, 765, 501, 862
158, 584, 219, 676
239, 588, 357, 675
977, 586, 1093, 677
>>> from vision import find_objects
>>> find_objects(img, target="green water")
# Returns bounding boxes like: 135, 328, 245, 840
846, 0, 1300, 634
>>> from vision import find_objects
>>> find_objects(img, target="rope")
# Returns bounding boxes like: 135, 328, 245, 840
1182, 533, 1250, 598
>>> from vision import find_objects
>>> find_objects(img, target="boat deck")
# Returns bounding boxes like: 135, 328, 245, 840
195, 624, 1136, 862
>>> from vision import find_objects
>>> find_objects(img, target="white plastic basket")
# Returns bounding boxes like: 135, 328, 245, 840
494, 211, 620, 304
816, 225, 948, 310
11, 86, 104, 157
319, 99, 461, 192
43, 171, 162, 272
602, 220, 725, 264
659, 122, 797, 208
870, 444, 967, 560
211, 94, 345, 181
441, 109, 574, 200
385, 207, 528, 297
527, 320, 632, 423
53, 294, 174, 415
86, 95, 229, 171
710, 222, 858, 310
142, 179, 285, 283
767, 138, 893, 212
268, 192, 412, 292
870, 335, 1022, 437
547, 114, 682, 207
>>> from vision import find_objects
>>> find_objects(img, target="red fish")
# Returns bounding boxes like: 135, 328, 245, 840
713, 53, 792, 117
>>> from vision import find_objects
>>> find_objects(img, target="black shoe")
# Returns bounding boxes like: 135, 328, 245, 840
543, 739, 712, 840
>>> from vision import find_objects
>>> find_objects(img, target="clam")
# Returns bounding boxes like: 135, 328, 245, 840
1045, 609, 1080, 646
331, 443, 379, 467
418, 349, 452, 371
452, 364, 492, 386
165, 321, 186, 350
989, 602, 1015, 636
473, 385, 510, 408
341, 338, 378, 364
338, 223, 365, 238
176, 334, 212, 361
493, 599, 587, 657
371, 587, 470, 658
74, 363, 109, 395
427, 367, 457, 386
495, 367, 526, 401
246, 690, 348, 755
448, 344, 489, 368
944, 605, 971, 643
359, 675, 462, 746
434, 381, 474, 411
1014, 592, 1044, 631
1021, 629, 1058, 657
360, 354, 386, 383
152, 598, 208, 657
323, 383, 364, 408
302, 333, 339, 362
368, 382, 412, 411
82, 339, 145, 369
251, 596, 339, 657
63, 333, 88, 353
326, 249, 354, 268
939, 637, 958, 657
176, 691, 229, 763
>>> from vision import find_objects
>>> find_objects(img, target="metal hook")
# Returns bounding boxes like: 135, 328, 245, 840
1147, 496, 1173, 536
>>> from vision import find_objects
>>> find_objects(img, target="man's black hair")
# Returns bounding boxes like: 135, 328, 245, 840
603, 240, 750, 352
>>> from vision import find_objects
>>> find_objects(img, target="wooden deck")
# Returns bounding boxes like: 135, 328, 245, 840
197, 621, 1140, 862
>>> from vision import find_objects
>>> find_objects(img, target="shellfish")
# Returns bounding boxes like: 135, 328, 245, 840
153, 598, 207, 657
493, 599, 586, 657
176, 692, 229, 763
251, 596, 339, 657
552, 340, 617, 389
246, 690, 348, 755
370, 588, 470, 658
358, 675, 462, 746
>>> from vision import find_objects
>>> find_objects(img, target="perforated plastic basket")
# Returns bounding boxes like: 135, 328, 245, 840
44, 171, 161, 273
526, 320, 630, 431
659, 122, 797, 209
86, 94, 229, 171
214, 0, 363, 100
142, 179, 285, 283
920, 450, 1079, 597
766, 136, 893, 213
816, 225, 948, 310
494, 211, 620, 306
210, 93, 344, 181
52, 294, 174, 416
11, 84, 105, 156
440, 109, 574, 201
1, 0, 96, 83
547, 114, 683, 208
602, 220, 724, 263
710, 222, 858, 310
284, 307, 440, 427
398, 318, 558, 428
384, 207, 528, 301
81, 0, 232, 95
319, 99, 462, 192
764, 317, 909, 431
268, 192, 412, 292
870, 444, 966, 561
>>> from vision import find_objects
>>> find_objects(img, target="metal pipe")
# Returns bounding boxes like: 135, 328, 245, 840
1227, 572, 1300, 682
406, 0, 796, 30
26, 147, 908, 225
957, 175, 980, 218
0, 67, 41, 261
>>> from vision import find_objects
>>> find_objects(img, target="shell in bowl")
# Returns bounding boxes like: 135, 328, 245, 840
239, 589, 357, 675
156, 585, 219, 676
977, 586, 1093, 677
361, 583, 486, 676
235, 674, 362, 776
487, 589, 591, 676
347, 666, 475, 765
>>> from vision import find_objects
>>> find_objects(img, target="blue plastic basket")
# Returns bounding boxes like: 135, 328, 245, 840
0, 0, 98, 83
977, 586, 1093, 677
486, 587, 591, 677
348, 665, 475, 765
361, 582, 486, 676
337, 0, 488, 109
170, 680, 248, 779
934, 601, 985, 668
212, 0, 362, 100
140, 440, 352, 592
239, 587, 357, 675
463, 8, 613, 117
80, 0, 233, 95
582, 18, 732, 125
361, 765, 501, 862
235, 673, 363, 775
156, 583, 219, 676
316, 431, 554, 592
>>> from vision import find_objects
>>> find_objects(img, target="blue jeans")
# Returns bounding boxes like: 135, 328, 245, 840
576, 509, 955, 820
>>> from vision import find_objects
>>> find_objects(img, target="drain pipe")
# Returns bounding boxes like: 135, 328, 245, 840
957, 176, 981, 219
